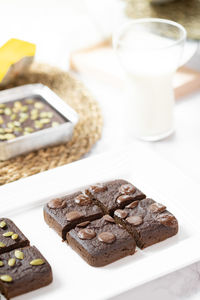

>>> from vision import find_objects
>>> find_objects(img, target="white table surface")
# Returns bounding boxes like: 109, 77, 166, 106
1, 0, 200, 299
78, 48, 200, 300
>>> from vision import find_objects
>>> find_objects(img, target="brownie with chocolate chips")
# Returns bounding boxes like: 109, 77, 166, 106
43, 191, 103, 240
67, 215, 136, 267
0, 246, 52, 299
114, 198, 178, 249
0, 218, 30, 254
89, 180, 146, 214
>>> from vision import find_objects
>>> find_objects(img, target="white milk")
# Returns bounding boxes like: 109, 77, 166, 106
117, 31, 183, 140
125, 70, 174, 140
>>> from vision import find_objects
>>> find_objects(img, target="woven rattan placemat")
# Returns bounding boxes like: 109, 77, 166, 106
125, 0, 200, 40
0, 63, 103, 185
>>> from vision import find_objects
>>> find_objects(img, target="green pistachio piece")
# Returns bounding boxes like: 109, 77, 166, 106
5, 133, 15, 140
30, 259, 45, 266
0, 221, 6, 228
0, 275, 13, 282
0, 128, 5, 134
0, 242, 6, 248
39, 112, 48, 118
19, 113, 28, 123
8, 258, 16, 267
24, 127, 34, 133
0, 134, 6, 140
19, 118, 25, 123
25, 98, 34, 104
14, 101, 22, 109
3, 231, 13, 237
47, 112, 53, 118
0, 261, 4, 267
21, 105, 28, 112
34, 121, 43, 129
15, 250, 24, 260
40, 118, 50, 124
13, 121, 21, 127
14, 127, 22, 133
30, 115, 38, 120
4, 108, 12, 116
7, 122, 15, 129
4, 128, 13, 133
52, 121, 59, 128
31, 109, 38, 115
11, 233, 18, 240
19, 112, 28, 118
10, 114, 17, 120
34, 102, 44, 109
12, 107, 18, 113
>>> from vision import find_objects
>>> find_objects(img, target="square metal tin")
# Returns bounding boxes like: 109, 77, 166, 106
0, 83, 79, 160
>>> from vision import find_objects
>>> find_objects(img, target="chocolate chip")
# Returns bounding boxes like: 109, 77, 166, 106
48, 198, 66, 209
116, 195, 136, 204
126, 215, 143, 226
156, 213, 177, 227
84, 188, 92, 197
89, 184, 107, 193
119, 184, 136, 195
98, 232, 116, 244
103, 215, 115, 223
77, 221, 90, 227
118, 224, 124, 228
114, 209, 128, 219
66, 211, 84, 221
78, 228, 96, 240
149, 203, 166, 213
126, 201, 139, 209
75, 194, 92, 206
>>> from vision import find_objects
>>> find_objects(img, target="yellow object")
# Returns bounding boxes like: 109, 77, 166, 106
0, 38, 36, 83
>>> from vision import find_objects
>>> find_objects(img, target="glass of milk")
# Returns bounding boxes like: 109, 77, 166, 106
113, 18, 186, 141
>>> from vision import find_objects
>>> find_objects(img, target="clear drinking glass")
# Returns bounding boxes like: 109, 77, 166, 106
113, 18, 186, 141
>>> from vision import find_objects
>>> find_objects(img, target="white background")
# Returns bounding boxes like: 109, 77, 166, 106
0, 0, 200, 299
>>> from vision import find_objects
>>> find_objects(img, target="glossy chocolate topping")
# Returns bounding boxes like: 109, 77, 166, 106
119, 184, 136, 195
114, 209, 128, 219
116, 195, 136, 204
149, 202, 166, 213
97, 232, 116, 244
78, 228, 96, 240
74, 194, 92, 206
125, 201, 139, 209
66, 211, 84, 222
103, 215, 115, 223
48, 198, 66, 209
126, 215, 143, 226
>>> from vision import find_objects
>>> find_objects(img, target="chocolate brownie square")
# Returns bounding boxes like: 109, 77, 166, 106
0, 218, 30, 254
44, 191, 103, 240
114, 198, 178, 249
88, 179, 146, 214
0, 246, 52, 299
67, 215, 136, 267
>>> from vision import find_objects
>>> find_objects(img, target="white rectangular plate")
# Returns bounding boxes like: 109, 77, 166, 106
1, 142, 200, 300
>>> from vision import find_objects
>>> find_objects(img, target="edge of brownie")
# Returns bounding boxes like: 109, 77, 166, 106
114, 198, 178, 249
88, 179, 146, 214
0, 245, 53, 299
0, 218, 30, 254
43, 191, 103, 240
66, 216, 136, 267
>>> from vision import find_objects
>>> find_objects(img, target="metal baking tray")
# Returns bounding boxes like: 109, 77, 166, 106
0, 83, 79, 161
